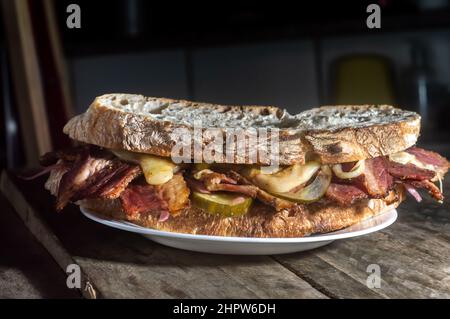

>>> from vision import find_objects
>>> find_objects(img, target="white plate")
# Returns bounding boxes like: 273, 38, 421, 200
80, 207, 397, 255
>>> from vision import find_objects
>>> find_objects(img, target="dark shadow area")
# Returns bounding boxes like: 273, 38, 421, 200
0, 193, 80, 298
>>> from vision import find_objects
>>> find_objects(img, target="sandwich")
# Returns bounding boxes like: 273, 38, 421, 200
36, 94, 449, 237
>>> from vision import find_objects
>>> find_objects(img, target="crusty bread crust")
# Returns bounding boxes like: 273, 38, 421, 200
299, 105, 421, 164
78, 187, 404, 238
63, 94, 420, 165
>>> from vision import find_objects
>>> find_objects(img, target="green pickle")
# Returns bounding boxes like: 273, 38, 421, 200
192, 192, 253, 217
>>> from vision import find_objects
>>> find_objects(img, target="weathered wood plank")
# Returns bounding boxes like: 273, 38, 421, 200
0, 171, 326, 299
273, 253, 383, 298
0, 171, 99, 299
0, 194, 80, 298
274, 179, 450, 299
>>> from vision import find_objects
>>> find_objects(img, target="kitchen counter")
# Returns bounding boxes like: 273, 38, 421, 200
1, 170, 449, 299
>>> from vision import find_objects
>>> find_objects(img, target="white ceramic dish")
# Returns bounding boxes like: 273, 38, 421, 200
80, 207, 397, 255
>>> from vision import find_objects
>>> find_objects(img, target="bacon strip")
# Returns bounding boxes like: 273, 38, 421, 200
406, 147, 449, 179
72, 163, 141, 201
56, 153, 112, 210
408, 180, 443, 202
206, 183, 258, 197
186, 178, 211, 194
197, 171, 237, 188
388, 162, 435, 181
120, 174, 190, 219
406, 147, 449, 169
120, 184, 168, 217
362, 157, 393, 198
325, 183, 368, 206
54, 148, 141, 210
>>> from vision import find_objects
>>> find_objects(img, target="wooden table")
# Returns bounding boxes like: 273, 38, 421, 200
1, 170, 449, 299
0, 193, 79, 298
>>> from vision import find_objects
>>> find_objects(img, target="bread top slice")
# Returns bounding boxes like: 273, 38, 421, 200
63, 93, 420, 165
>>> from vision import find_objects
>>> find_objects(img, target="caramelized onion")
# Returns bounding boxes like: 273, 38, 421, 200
252, 161, 321, 193
332, 160, 365, 179
273, 166, 332, 203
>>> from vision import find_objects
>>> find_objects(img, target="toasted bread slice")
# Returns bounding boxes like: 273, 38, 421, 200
63, 94, 420, 165
78, 187, 403, 238
297, 105, 420, 164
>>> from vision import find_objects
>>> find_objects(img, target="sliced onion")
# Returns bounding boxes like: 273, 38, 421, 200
19, 163, 61, 180
253, 161, 321, 193
193, 169, 214, 180
273, 165, 332, 203
332, 160, 365, 179
438, 176, 443, 194
231, 196, 246, 205
186, 178, 211, 194
404, 183, 422, 203
158, 210, 170, 222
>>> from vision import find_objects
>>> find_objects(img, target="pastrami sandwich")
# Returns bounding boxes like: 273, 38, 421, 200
38, 94, 449, 237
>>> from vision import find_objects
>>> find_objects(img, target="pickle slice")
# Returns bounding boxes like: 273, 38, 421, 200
273, 166, 332, 203
192, 192, 253, 217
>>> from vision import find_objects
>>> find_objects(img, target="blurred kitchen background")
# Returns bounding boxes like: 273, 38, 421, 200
1, 0, 450, 168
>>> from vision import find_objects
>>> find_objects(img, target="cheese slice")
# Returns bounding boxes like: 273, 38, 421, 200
111, 149, 176, 185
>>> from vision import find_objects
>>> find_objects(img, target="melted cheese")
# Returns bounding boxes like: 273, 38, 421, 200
389, 151, 435, 171
111, 149, 175, 185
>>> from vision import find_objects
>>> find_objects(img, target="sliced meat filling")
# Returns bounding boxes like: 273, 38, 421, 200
408, 180, 443, 202
42, 146, 190, 219
71, 162, 142, 202
406, 147, 449, 178
189, 148, 447, 210
56, 153, 112, 210
43, 145, 447, 215
363, 157, 393, 198
330, 148, 447, 204
388, 162, 435, 181
192, 169, 295, 210
325, 183, 368, 206
120, 184, 168, 218
120, 174, 190, 220
41, 146, 142, 211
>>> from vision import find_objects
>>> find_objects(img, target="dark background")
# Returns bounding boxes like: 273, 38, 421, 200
2, 0, 450, 168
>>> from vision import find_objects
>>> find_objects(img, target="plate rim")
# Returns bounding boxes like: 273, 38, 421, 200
80, 207, 397, 243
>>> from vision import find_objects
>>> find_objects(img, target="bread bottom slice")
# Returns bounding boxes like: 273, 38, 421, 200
78, 187, 404, 238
